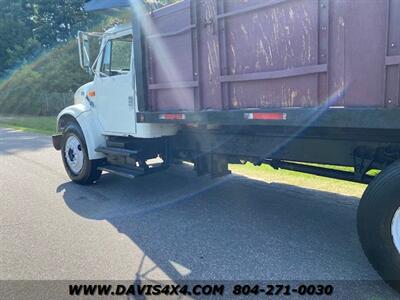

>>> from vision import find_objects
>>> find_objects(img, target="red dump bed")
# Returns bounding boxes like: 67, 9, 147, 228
144, 0, 400, 112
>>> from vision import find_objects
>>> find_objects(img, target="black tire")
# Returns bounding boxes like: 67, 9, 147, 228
61, 122, 102, 185
358, 161, 400, 292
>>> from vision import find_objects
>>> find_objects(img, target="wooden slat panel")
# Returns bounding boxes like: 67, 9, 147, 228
198, 0, 222, 109
146, 0, 195, 111
343, 0, 387, 107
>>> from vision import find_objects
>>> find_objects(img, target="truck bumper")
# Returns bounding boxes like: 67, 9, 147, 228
52, 134, 62, 151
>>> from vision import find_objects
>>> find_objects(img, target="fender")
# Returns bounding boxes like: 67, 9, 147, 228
56, 104, 106, 160
56, 103, 89, 128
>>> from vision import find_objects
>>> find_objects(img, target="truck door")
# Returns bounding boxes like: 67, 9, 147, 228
94, 34, 136, 136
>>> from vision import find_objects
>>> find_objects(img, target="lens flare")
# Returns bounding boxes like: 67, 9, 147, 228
129, 1, 350, 165
129, 0, 193, 109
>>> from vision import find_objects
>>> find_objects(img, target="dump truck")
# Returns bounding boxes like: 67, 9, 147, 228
52, 0, 400, 291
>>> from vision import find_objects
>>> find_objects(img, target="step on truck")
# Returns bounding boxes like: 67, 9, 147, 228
52, 0, 400, 292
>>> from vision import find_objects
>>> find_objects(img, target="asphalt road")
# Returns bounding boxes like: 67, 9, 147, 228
0, 128, 398, 299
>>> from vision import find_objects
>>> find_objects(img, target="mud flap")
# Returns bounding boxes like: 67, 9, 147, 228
52, 134, 62, 151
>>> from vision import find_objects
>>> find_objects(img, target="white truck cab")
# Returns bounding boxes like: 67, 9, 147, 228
53, 24, 178, 184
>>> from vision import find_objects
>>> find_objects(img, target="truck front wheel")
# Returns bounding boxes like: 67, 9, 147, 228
61, 122, 102, 185
357, 161, 400, 292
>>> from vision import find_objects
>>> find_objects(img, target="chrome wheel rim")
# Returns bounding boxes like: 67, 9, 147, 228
64, 135, 84, 175
392, 207, 400, 255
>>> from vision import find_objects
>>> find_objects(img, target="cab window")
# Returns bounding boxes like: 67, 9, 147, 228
100, 35, 132, 76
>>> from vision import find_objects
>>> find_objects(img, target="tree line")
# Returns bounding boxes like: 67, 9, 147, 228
0, 0, 100, 77
0, 0, 179, 78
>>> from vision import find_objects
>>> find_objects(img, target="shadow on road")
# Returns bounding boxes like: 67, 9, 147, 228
0, 128, 52, 155
57, 164, 397, 298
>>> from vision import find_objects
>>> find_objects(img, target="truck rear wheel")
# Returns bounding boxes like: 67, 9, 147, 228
61, 122, 102, 185
357, 161, 400, 292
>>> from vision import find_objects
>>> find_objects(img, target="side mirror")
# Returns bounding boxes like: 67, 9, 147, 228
77, 31, 102, 74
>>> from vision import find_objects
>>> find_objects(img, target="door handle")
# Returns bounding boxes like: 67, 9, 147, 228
128, 96, 134, 110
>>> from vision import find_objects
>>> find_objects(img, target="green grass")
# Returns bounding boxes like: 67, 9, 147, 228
0, 41, 90, 116
0, 15, 127, 116
230, 163, 368, 198
0, 116, 56, 135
